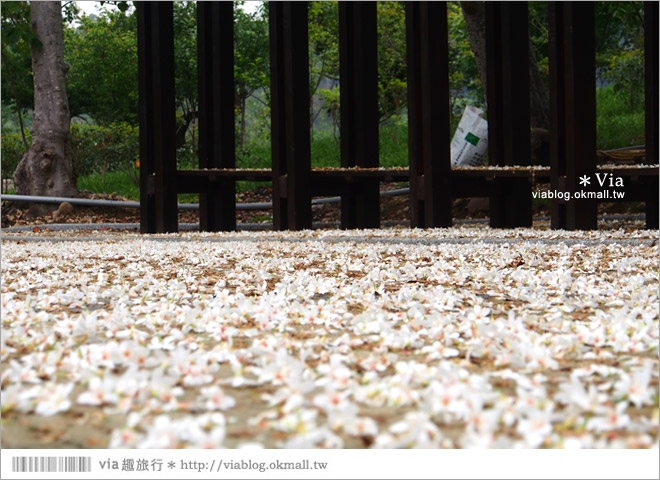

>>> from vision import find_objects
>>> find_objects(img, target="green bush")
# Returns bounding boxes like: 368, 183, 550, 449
1, 132, 27, 181
597, 85, 645, 150
603, 49, 645, 113
236, 136, 271, 169
70, 122, 139, 176
1, 122, 140, 182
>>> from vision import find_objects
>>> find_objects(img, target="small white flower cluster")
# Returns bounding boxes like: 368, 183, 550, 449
1, 228, 658, 449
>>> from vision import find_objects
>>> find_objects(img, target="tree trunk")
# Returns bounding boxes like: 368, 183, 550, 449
460, 1, 489, 95
460, 1, 550, 164
13, 2, 76, 217
240, 95, 247, 151
527, 35, 549, 130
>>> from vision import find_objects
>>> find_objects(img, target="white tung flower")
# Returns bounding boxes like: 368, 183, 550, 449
34, 382, 75, 416
421, 340, 459, 359
515, 408, 553, 448
343, 416, 379, 438
77, 376, 119, 406
200, 385, 236, 411
375, 412, 447, 449
586, 402, 631, 432
614, 364, 655, 408
554, 376, 607, 413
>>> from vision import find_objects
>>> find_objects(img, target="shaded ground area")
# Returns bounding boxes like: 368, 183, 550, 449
1, 228, 658, 449
0, 182, 648, 230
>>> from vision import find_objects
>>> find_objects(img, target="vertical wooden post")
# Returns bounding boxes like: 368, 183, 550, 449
339, 2, 380, 229
197, 2, 236, 232
548, 2, 566, 229
549, 2, 597, 230
645, 2, 659, 229
269, 2, 312, 230
405, 2, 452, 228
485, 2, 532, 228
137, 2, 178, 233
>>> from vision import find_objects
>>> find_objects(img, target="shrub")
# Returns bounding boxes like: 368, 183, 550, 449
70, 122, 139, 177
597, 85, 645, 150
1, 133, 27, 182
1, 122, 140, 190
603, 49, 645, 113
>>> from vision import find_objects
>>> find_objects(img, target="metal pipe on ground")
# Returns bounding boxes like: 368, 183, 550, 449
0, 188, 412, 212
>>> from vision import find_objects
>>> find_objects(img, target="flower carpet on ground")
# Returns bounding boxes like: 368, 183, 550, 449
1, 227, 658, 448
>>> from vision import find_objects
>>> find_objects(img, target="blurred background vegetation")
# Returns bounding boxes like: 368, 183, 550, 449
1, 1, 648, 199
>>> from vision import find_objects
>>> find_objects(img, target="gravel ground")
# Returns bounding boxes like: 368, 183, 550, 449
1, 227, 658, 449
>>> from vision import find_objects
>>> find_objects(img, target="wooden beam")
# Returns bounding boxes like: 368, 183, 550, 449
339, 2, 380, 229
137, 2, 178, 233
405, 1, 452, 228
197, 2, 236, 232
269, 2, 312, 230
549, 2, 597, 230
485, 2, 532, 228
645, 2, 659, 228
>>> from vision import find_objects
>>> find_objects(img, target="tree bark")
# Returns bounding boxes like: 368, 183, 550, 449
527, 35, 549, 130
460, 1, 489, 95
13, 1, 76, 217
460, 1, 550, 164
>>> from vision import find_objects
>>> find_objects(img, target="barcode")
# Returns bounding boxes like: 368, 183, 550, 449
11, 456, 92, 473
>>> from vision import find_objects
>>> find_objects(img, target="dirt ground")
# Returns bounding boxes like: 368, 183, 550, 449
1, 225, 658, 449
0, 183, 647, 230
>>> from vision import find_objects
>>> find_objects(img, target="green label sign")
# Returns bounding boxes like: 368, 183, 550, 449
464, 132, 480, 146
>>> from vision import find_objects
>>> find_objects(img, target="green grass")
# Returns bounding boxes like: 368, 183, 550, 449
379, 125, 409, 168
597, 85, 645, 150
77, 170, 140, 200
75, 94, 644, 205
309, 125, 409, 168
76, 170, 268, 203
74, 125, 410, 201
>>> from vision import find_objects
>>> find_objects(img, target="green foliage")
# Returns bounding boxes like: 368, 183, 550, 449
595, 2, 645, 62
1, 131, 26, 181
604, 49, 645, 112
1, 102, 31, 135
592, 2, 646, 150
597, 85, 645, 150
236, 133, 271, 169
308, 1, 340, 89
1, 1, 38, 111
64, 4, 202, 128
2, 0, 649, 199
311, 130, 340, 168
64, 9, 138, 123
379, 124, 409, 167
1, 0, 37, 145
234, 3, 270, 151
377, 2, 407, 125
1, 1, 37, 48
233, 124, 410, 171
69, 122, 139, 177
173, 2, 198, 122
308, 1, 340, 142
234, 4, 270, 93
447, 2, 484, 118
0, 121, 140, 189
316, 87, 340, 139
251, 213, 273, 222
528, 2, 549, 79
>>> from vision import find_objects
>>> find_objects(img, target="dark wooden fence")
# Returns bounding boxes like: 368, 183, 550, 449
136, 1, 658, 234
